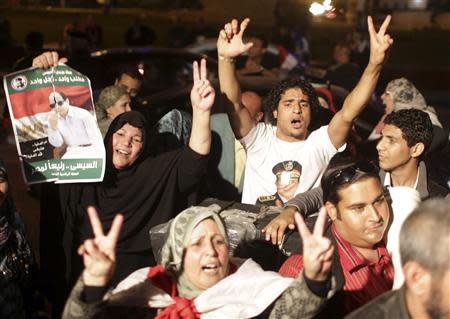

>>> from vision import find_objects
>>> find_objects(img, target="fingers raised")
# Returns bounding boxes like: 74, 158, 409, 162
87, 206, 104, 238
200, 58, 207, 80
192, 60, 200, 83
378, 15, 391, 36
295, 212, 311, 241
238, 18, 250, 37
367, 16, 376, 39
107, 214, 123, 248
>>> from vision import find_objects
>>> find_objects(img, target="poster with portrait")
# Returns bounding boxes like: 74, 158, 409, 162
3, 64, 105, 184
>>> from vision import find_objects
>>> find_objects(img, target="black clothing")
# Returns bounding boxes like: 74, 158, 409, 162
326, 63, 360, 92
236, 53, 280, 75
59, 112, 208, 287
344, 286, 410, 319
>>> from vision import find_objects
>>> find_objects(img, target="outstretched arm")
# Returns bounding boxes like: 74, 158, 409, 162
188, 59, 215, 155
217, 18, 255, 139
328, 15, 393, 149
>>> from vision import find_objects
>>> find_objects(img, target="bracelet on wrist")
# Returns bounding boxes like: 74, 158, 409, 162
218, 55, 236, 63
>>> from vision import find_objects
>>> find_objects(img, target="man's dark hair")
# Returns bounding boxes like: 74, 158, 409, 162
117, 64, 144, 82
384, 109, 433, 153
400, 198, 450, 276
263, 77, 320, 126
321, 152, 380, 205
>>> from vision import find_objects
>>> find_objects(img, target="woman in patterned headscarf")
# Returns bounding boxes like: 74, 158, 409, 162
95, 85, 131, 137
369, 78, 446, 152
62, 205, 335, 319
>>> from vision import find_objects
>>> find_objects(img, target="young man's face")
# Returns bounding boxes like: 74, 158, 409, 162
330, 177, 390, 249
273, 88, 311, 142
376, 124, 415, 172
115, 74, 142, 98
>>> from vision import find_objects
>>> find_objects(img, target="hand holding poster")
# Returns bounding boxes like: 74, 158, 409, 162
3, 64, 105, 184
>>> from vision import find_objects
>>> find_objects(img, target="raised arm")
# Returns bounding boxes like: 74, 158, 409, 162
328, 15, 393, 149
188, 59, 215, 155
270, 208, 334, 319
217, 18, 255, 139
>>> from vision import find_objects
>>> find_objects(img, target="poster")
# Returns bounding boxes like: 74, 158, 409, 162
3, 64, 105, 184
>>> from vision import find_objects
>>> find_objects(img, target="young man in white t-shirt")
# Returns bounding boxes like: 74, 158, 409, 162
217, 16, 393, 204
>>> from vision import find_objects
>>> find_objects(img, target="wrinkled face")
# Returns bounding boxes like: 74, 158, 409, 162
183, 219, 229, 290
111, 123, 143, 170
106, 94, 131, 119
274, 88, 311, 142
116, 74, 142, 97
381, 91, 395, 114
377, 124, 414, 172
0, 171, 7, 207
331, 177, 389, 249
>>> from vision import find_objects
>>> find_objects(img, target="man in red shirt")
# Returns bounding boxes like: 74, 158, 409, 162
279, 154, 394, 317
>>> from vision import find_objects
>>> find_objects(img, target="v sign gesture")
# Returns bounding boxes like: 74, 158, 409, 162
190, 58, 215, 112
368, 15, 394, 67
78, 206, 123, 287
296, 207, 334, 282
217, 18, 254, 59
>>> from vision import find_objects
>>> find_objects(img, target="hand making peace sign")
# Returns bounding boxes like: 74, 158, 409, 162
78, 206, 123, 287
297, 207, 334, 282
368, 15, 394, 67
190, 58, 215, 112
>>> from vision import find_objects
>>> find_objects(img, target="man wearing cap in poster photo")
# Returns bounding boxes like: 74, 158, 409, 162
257, 160, 302, 207
47, 91, 104, 159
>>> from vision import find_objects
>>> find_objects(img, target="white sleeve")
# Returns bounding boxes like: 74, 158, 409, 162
47, 126, 64, 147
81, 110, 104, 147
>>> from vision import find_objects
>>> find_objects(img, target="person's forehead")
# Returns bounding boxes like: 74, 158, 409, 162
280, 88, 309, 100
191, 218, 222, 237
51, 93, 65, 102
118, 73, 141, 86
337, 177, 383, 205
382, 124, 404, 139
117, 123, 142, 136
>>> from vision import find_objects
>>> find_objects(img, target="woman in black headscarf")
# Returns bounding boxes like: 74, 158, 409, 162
33, 52, 215, 289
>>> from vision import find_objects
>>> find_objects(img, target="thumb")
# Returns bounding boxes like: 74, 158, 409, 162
288, 224, 295, 229
243, 42, 253, 52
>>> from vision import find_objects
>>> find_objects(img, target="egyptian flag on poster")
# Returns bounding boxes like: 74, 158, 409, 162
3, 64, 105, 184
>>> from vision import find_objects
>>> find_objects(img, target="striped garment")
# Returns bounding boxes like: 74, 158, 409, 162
279, 224, 394, 314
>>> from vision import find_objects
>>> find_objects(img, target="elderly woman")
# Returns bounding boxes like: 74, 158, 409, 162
62, 205, 334, 318
96, 85, 131, 137
33, 52, 214, 290
0, 159, 36, 318
369, 78, 446, 152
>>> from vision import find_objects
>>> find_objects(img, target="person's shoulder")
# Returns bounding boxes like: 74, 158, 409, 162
344, 289, 400, 319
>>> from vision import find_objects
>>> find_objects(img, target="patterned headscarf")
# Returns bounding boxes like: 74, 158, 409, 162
385, 78, 442, 127
159, 204, 228, 299
96, 85, 128, 120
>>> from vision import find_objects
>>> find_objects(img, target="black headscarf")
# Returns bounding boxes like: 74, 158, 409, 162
103, 111, 151, 183
0, 159, 13, 246
60, 111, 208, 286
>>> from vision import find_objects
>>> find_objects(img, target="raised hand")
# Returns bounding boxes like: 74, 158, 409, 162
217, 18, 253, 59
367, 15, 394, 66
296, 207, 333, 282
32, 51, 68, 69
190, 59, 215, 112
48, 112, 58, 130
78, 206, 123, 287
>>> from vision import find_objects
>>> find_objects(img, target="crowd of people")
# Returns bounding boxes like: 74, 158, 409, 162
0, 10, 449, 319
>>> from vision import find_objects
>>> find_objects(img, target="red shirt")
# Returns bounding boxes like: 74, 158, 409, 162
279, 225, 394, 313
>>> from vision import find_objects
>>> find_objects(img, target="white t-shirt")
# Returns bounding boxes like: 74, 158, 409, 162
240, 123, 340, 204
